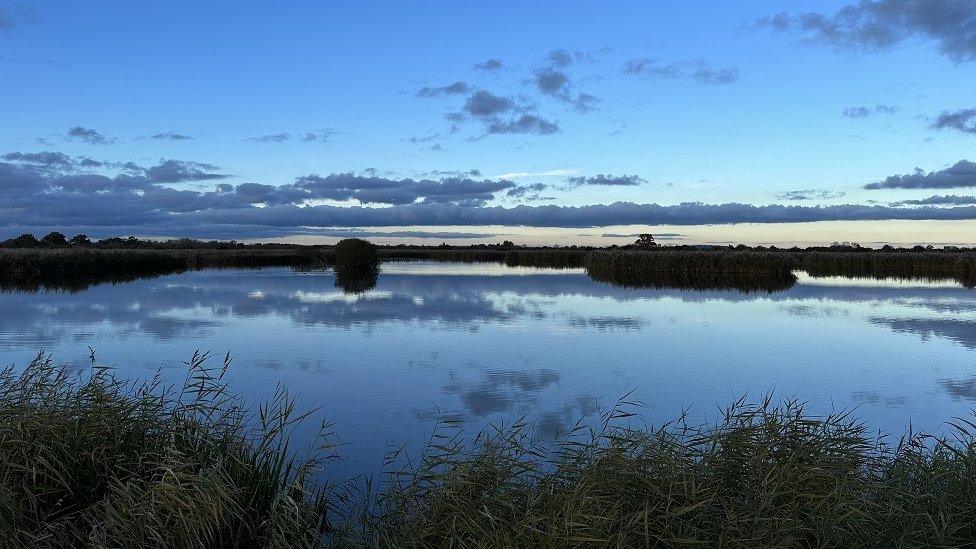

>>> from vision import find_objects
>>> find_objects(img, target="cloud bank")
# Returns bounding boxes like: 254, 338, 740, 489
5, 151, 976, 238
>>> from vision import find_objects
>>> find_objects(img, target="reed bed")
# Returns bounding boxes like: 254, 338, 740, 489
378, 249, 509, 263
0, 248, 324, 292
6, 353, 976, 547
583, 250, 798, 292
587, 266, 797, 292
0, 351, 335, 548
354, 396, 976, 548
797, 251, 976, 286
504, 249, 589, 268
6, 245, 976, 294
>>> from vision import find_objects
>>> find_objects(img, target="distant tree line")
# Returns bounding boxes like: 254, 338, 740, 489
2, 232, 972, 253
0, 233, 311, 250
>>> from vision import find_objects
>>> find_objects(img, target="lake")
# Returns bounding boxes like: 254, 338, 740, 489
3, 261, 976, 480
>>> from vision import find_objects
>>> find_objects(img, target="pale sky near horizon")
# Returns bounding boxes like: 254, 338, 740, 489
2, 1, 976, 246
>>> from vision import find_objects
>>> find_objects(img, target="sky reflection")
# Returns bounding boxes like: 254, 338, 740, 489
2, 261, 976, 479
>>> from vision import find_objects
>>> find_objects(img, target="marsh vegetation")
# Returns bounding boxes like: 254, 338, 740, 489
0, 352, 334, 547
3, 234, 976, 293
7, 352, 976, 547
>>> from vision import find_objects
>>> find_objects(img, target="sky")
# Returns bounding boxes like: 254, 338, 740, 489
1, 0, 975, 246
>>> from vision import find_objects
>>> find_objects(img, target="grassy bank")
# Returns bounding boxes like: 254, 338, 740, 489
6, 353, 976, 547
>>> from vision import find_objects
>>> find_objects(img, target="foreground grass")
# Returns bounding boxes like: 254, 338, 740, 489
356, 396, 976, 548
0, 352, 334, 547
5, 353, 976, 547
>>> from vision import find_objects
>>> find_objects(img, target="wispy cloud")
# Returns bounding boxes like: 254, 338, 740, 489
843, 104, 898, 118
566, 174, 647, 187
776, 189, 846, 201
151, 131, 193, 141
247, 129, 337, 143
623, 58, 739, 85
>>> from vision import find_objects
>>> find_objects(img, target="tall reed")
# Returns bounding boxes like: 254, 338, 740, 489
0, 351, 336, 547
353, 395, 976, 547
7, 352, 976, 546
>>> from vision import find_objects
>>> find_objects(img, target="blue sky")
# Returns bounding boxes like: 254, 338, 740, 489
2, 1, 976, 245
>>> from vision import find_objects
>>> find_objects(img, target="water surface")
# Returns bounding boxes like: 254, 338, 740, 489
3, 261, 976, 478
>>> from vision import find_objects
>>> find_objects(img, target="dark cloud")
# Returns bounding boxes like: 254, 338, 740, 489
566, 174, 646, 187
543, 48, 609, 67
930, 108, 976, 134
573, 93, 600, 113
145, 160, 229, 183
418, 49, 600, 139
293, 172, 516, 206
864, 160, 976, 189
247, 130, 336, 143
187, 201, 976, 231
533, 69, 600, 112
890, 194, 976, 206
430, 88, 555, 138
486, 114, 560, 135
65, 126, 116, 145
416, 81, 470, 98
473, 58, 503, 71
534, 53, 600, 112
1, 151, 75, 168
506, 182, 548, 198
757, 0, 976, 62
506, 182, 554, 201
535, 67, 570, 96
463, 90, 515, 117
844, 104, 898, 118
776, 189, 847, 201
623, 58, 739, 85
10, 151, 976, 235
546, 49, 574, 67
151, 132, 193, 141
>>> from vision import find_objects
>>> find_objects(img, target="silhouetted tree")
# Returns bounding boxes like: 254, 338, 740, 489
634, 234, 657, 249
69, 234, 92, 246
6, 234, 39, 248
333, 238, 378, 269
41, 232, 68, 247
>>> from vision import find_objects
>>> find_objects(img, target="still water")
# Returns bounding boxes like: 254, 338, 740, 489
3, 261, 976, 478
